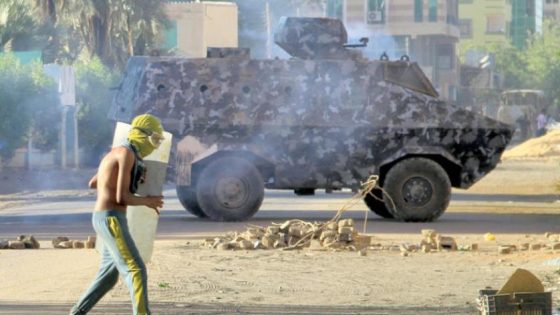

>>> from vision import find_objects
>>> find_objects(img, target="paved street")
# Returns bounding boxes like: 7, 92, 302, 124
0, 188, 558, 240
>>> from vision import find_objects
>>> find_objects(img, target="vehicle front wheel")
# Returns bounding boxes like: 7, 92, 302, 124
363, 188, 394, 219
176, 186, 207, 218
196, 157, 264, 221
383, 158, 451, 222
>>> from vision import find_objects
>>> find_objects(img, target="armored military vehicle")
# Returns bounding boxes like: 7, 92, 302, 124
110, 17, 514, 222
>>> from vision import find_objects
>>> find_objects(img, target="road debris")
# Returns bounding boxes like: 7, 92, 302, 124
0, 235, 40, 249
53, 236, 96, 249
202, 218, 373, 252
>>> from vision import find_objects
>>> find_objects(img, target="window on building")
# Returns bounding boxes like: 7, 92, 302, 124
486, 15, 506, 34
327, 0, 344, 20
436, 44, 454, 69
446, 0, 458, 25
366, 0, 385, 24
415, 0, 423, 22
163, 21, 177, 50
459, 19, 472, 38
429, 0, 438, 22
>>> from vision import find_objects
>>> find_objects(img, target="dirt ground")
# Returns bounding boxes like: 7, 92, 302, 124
1, 158, 560, 314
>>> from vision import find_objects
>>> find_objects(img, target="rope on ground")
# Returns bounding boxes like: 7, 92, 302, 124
282, 175, 381, 251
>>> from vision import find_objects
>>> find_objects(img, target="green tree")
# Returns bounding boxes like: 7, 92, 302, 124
74, 57, 117, 166
0, 0, 45, 51
40, 0, 169, 68
0, 53, 59, 160
523, 21, 560, 103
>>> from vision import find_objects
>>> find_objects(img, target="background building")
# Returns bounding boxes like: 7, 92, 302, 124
511, 0, 543, 49
163, 1, 238, 57
458, 0, 512, 47
544, 0, 560, 19
326, 0, 460, 101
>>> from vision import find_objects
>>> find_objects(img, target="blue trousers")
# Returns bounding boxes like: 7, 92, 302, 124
70, 210, 150, 315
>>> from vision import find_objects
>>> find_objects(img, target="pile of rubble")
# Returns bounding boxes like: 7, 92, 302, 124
202, 219, 371, 252
0, 235, 40, 249
498, 232, 560, 255
202, 223, 474, 255
53, 236, 96, 249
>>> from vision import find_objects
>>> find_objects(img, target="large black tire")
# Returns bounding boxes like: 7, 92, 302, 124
383, 158, 451, 222
363, 188, 394, 219
196, 157, 264, 221
176, 186, 207, 218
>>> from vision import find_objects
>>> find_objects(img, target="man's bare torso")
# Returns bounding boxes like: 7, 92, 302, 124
94, 147, 132, 211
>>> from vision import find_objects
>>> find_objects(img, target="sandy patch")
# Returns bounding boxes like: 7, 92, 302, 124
1, 236, 559, 310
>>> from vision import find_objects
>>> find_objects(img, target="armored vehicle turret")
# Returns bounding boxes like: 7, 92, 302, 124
110, 17, 513, 222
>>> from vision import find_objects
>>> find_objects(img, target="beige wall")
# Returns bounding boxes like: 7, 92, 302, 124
165, 2, 238, 58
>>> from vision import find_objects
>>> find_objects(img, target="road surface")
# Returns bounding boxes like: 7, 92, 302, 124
0, 188, 558, 240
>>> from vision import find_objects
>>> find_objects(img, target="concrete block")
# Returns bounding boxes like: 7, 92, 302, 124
320, 230, 337, 241
288, 226, 305, 237
245, 228, 264, 240
280, 221, 292, 232
498, 246, 512, 254
238, 240, 253, 250
217, 243, 232, 250
87, 236, 96, 243
0, 240, 9, 249
273, 239, 286, 248
266, 226, 280, 235
421, 229, 437, 239
72, 241, 85, 249
8, 241, 25, 249
307, 239, 325, 251
324, 222, 338, 231
337, 233, 353, 242
322, 236, 336, 246
288, 236, 300, 246
470, 243, 479, 251
22, 235, 40, 249
85, 240, 95, 249
437, 236, 457, 251
338, 226, 354, 235
262, 235, 278, 249
530, 244, 542, 251
421, 244, 431, 253
52, 236, 70, 248
338, 219, 354, 227
550, 242, 560, 250
352, 235, 372, 250
59, 241, 73, 249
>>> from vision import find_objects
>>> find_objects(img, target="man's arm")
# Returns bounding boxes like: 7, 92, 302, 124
115, 148, 163, 214
88, 174, 98, 189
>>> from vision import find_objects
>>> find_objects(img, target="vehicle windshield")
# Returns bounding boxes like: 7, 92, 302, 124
503, 91, 542, 106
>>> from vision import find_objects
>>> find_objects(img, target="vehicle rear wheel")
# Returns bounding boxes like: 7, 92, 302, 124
176, 186, 207, 218
363, 189, 394, 219
196, 157, 264, 221
383, 158, 451, 222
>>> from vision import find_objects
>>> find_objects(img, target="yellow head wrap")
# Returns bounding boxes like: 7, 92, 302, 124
127, 114, 164, 158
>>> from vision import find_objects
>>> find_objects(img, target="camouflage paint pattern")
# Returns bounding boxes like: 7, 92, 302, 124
109, 17, 513, 191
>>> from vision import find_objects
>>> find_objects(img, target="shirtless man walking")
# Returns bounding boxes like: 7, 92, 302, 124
70, 114, 165, 315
